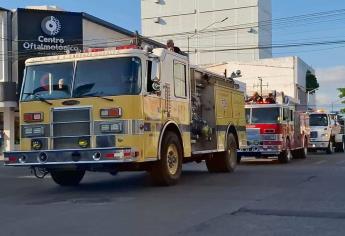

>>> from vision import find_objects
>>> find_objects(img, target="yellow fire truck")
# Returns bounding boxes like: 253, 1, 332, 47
4, 45, 246, 186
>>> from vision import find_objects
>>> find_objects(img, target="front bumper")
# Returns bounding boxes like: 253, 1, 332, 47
238, 146, 281, 157
308, 141, 329, 149
4, 147, 139, 167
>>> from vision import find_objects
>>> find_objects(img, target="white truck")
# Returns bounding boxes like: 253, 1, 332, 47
334, 113, 345, 152
308, 111, 344, 153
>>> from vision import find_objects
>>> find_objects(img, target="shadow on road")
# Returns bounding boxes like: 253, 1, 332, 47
240, 159, 281, 165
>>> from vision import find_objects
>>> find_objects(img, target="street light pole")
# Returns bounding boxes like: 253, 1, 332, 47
331, 98, 345, 113
307, 88, 318, 109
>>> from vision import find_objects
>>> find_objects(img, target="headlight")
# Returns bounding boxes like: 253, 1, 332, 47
23, 126, 44, 137
24, 127, 33, 136
33, 127, 44, 135
321, 133, 329, 138
100, 123, 122, 133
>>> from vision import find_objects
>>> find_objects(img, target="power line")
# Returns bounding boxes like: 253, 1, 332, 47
145, 8, 345, 39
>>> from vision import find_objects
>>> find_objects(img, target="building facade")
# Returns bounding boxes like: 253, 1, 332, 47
141, 0, 272, 65
206, 57, 316, 111
0, 6, 159, 154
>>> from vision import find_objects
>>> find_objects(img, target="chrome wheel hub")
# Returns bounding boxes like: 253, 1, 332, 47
167, 144, 178, 175
228, 148, 236, 167
287, 149, 292, 160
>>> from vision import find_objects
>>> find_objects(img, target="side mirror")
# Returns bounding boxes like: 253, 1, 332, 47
151, 76, 161, 94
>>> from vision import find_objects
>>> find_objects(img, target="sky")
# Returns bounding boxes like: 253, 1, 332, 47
1, 0, 345, 111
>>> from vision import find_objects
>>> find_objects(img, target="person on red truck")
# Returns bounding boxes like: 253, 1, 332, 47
265, 93, 276, 104
246, 92, 263, 103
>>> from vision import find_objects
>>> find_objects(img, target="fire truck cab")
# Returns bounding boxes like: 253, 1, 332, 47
238, 92, 309, 163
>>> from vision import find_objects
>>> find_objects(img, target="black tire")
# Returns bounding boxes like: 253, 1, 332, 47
237, 155, 242, 164
50, 170, 85, 186
278, 140, 292, 164
300, 138, 308, 159
109, 171, 118, 176
308, 148, 316, 153
150, 131, 183, 186
206, 133, 237, 173
292, 149, 300, 159
335, 141, 345, 153
326, 140, 334, 154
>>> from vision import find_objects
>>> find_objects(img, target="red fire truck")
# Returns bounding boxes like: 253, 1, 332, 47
238, 92, 310, 163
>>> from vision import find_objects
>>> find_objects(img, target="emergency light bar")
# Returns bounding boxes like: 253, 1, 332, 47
84, 44, 138, 53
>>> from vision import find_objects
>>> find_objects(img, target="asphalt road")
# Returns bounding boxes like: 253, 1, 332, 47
1, 152, 345, 236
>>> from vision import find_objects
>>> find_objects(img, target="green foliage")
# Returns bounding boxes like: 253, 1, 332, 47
338, 88, 345, 98
338, 88, 345, 113
306, 70, 319, 94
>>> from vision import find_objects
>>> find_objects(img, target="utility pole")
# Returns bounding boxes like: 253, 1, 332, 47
331, 98, 345, 113
253, 77, 268, 96
307, 88, 318, 110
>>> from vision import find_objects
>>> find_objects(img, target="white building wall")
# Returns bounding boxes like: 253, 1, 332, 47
141, 0, 272, 65
206, 56, 315, 110
83, 19, 132, 48
0, 10, 16, 154
258, 0, 272, 58
0, 10, 9, 82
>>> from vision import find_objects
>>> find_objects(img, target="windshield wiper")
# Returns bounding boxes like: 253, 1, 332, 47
80, 92, 114, 102
23, 93, 53, 105
95, 96, 114, 102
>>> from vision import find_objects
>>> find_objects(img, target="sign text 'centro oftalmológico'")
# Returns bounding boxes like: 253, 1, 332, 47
22, 15, 80, 53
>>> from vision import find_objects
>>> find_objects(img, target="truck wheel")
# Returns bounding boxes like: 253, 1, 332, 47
109, 171, 118, 176
300, 138, 308, 159
278, 141, 292, 164
206, 133, 237, 173
237, 156, 242, 164
150, 131, 183, 186
326, 141, 334, 154
335, 141, 345, 153
50, 170, 85, 186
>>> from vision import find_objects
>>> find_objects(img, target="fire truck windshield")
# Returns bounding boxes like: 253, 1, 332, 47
21, 57, 142, 102
73, 57, 141, 98
250, 107, 280, 124
309, 114, 329, 126
21, 62, 74, 101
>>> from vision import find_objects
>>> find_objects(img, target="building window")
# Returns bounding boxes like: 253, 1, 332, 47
174, 62, 186, 98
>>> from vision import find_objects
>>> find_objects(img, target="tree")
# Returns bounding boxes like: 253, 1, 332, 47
338, 88, 345, 113
306, 70, 319, 94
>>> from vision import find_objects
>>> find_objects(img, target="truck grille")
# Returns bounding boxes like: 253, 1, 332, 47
52, 108, 91, 149
246, 128, 261, 145
310, 131, 318, 138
